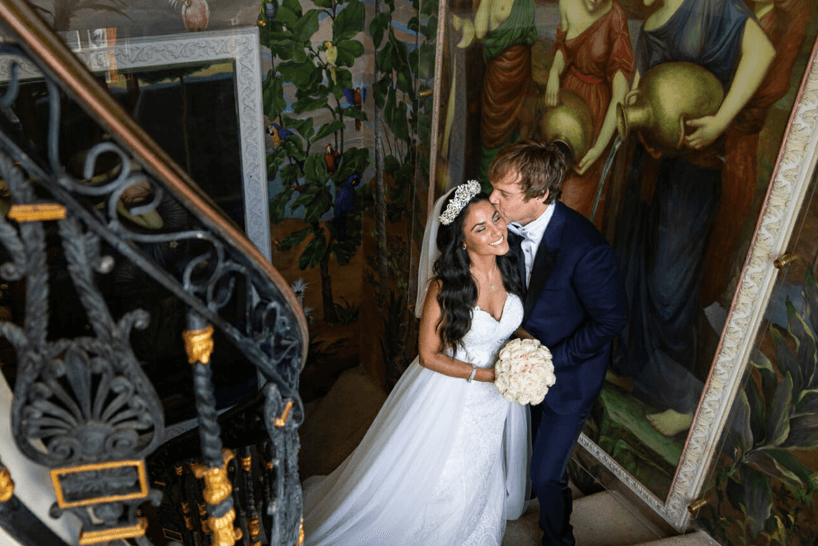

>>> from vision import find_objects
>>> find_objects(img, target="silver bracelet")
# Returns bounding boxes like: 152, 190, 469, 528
467, 364, 477, 383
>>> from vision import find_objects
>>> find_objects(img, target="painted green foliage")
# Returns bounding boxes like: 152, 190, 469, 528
700, 268, 818, 545
369, 0, 436, 221
259, 0, 370, 322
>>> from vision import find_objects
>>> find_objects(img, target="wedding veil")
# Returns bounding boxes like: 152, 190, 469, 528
414, 187, 457, 319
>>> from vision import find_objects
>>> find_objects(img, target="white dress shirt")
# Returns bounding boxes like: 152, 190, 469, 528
507, 204, 554, 288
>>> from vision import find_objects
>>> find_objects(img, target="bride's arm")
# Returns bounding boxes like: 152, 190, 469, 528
418, 281, 496, 383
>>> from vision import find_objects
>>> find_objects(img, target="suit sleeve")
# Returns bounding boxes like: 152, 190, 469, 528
550, 243, 627, 370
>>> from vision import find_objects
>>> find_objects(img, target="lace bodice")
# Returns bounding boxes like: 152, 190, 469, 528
452, 294, 524, 369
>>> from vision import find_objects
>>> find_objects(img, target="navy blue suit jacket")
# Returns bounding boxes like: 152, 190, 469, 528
512, 202, 627, 415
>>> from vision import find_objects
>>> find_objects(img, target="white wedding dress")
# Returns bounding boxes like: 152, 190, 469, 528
302, 293, 530, 546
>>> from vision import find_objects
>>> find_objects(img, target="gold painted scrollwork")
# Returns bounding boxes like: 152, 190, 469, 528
248, 516, 260, 545
297, 518, 305, 546
191, 449, 234, 506
50, 460, 149, 509
275, 400, 294, 428
8, 203, 66, 222
78, 518, 148, 545
191, 449, 242, 545
183, 324, 215, 364
208, 508, 243, 546
0, 467, 14, 502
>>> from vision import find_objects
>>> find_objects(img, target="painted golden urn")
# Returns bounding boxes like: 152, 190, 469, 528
617, 61, 724, 156
539, 89, 594, 161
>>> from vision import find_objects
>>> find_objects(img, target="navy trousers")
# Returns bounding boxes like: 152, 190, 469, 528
530, 401, 591, 546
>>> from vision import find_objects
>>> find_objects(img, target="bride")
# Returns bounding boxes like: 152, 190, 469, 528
302, 180, 531, 546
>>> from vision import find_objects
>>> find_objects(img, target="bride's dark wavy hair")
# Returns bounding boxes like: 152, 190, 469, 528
433, 192, 522, 351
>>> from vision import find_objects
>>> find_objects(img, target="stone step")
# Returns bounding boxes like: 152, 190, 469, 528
504, 492, 719, 546
504, 491, 669, 546
636, 531, 718, 546
573, 491, 667, 546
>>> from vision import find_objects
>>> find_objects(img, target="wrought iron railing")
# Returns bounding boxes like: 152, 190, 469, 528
0, 1, 308, 545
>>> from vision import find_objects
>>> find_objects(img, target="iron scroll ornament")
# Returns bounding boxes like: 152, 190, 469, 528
0, 36, 305, 545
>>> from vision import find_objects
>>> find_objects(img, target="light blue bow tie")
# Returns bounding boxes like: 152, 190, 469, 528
507, 222, 526, 238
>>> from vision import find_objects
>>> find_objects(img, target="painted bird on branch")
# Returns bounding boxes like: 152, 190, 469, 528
334, 173, 360, 241
343, 86, 365, 131
324, 144, 341, 174
324, 41, 337, 84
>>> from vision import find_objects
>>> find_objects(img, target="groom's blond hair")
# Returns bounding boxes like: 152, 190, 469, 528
488, 140, 570, 205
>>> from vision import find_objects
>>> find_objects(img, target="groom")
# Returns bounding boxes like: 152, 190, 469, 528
489, 140, 627, 545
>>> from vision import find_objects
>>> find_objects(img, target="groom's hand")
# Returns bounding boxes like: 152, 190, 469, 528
514, 327, 535, 340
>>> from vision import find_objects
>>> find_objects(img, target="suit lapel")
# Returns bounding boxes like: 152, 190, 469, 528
523, 203, 566, 321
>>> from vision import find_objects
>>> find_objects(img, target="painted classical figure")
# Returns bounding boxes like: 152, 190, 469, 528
611, 0, 775, 437
544, 0, 633, 227
699, 0, 810, 305
451, 0, 538, 181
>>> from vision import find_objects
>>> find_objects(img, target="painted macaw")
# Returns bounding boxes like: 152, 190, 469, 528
267, 123, 295, 149
334, 174, 361, 241
343, 86, 366, 131
324, 144, 341, 174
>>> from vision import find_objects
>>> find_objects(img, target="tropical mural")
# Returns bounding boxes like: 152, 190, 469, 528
697, 170, 818, 546
258, 0, 436, 402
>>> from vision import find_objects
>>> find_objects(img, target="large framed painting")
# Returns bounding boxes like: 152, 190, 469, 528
0, 26, 271, 260
429, 0, 818, 531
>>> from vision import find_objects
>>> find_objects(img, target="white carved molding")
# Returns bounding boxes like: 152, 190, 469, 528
0, 27, 271, 261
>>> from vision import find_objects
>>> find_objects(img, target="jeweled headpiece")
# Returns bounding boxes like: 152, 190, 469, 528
439, 180, 481, 225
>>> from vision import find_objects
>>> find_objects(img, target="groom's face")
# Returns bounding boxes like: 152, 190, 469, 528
489, 170, 549, 227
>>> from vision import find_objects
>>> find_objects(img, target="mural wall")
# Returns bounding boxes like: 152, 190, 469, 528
587, 0, 818, 503
258, 0, 436, 399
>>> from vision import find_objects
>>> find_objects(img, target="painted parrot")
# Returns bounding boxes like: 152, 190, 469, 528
324, 41, 337, 84
267, 123, 296, 149
343, 86, 365, 131
324, 144, 341, 174
334, 174, 360, 241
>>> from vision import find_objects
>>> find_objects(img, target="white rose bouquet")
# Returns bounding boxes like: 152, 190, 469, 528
494, 338, 556, 405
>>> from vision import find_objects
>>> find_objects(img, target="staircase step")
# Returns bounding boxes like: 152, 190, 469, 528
636, 531, 718, 546
572, 491, 666, 546
504, 491, 668, 546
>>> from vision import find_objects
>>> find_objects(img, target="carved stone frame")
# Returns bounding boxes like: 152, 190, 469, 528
577, 44, 818, 530
0, 27, 272, 261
